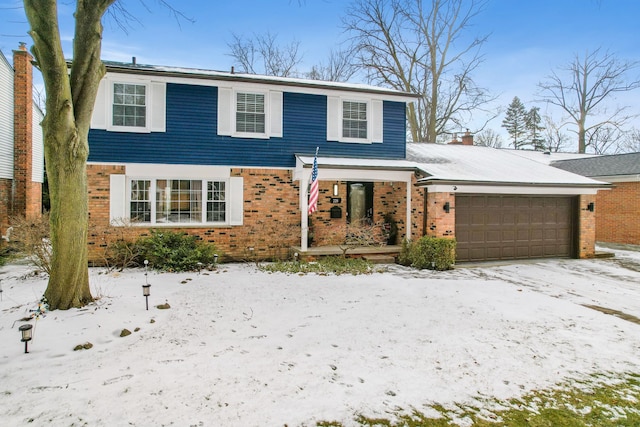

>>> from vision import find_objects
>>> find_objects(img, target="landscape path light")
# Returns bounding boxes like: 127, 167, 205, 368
19, 324, 33, 353
142, 259, 151, 310
213, 254, 219, 265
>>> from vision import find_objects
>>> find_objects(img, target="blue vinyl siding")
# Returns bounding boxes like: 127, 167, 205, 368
88, 83, 407, 167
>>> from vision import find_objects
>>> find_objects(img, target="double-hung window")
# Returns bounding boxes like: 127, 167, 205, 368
130, 180, 151, 222
128, 179, 227, 224
342, 101, 367, 139
236, 92, 265, 134
113, 83, 146, 128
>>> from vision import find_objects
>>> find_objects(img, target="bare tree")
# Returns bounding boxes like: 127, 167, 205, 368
306, 48, 357, 82
22, 0, 114, 309
538, 48, 640, 153
474, 128, 503, 148
227, 31, 303, 77
542, 115, 570, 153
344, 0, 493, 143
620, 128, 640, 153
586, 124, 624, 154
22, 0, 188, 309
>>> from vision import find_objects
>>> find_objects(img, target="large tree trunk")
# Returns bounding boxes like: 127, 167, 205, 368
43, 124, 92, 308
24, 0, 114, 309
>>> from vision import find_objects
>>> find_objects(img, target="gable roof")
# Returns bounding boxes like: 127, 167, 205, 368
406, 143, 606, 188
551, 152, 640, 179
98, 60, 419, 100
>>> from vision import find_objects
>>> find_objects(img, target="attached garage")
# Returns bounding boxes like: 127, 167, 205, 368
406, 143, 610, 262
455, 195, 576, 262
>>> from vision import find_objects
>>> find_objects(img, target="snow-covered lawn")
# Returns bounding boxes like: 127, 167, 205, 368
1, 247, 640, 426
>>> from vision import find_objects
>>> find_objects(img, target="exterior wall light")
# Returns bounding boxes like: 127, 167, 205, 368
443, 201, 451, 213
587, 202, 595, 212
19, 324, 33, 353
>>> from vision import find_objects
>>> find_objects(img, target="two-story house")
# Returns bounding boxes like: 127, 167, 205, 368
86, 61, 419, 261
87, 60, 607, 263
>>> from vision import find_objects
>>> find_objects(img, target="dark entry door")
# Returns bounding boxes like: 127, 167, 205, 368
347, 182, 373, 225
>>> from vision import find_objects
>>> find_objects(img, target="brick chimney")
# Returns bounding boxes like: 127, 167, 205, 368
447, 133, 461, 145
461, 129, 474, 146
13, 42, 41, 220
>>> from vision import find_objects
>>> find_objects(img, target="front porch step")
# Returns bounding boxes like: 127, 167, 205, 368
363, 254, 397, 264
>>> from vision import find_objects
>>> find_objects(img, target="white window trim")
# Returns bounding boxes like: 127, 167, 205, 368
217, 86, 283, 139
107, 81, 152, 133
110, 165, 243, 227
232, 89, 269, 139
340, 99, 370, 144
125, 177, 231, 226
327, 96, 383, 144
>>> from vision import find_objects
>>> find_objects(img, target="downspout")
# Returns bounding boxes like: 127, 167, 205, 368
422, 187, 428, 237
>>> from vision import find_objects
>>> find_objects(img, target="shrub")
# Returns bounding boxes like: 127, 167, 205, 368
397, 238, 412, 266
137, 230, 219, 272
107, 239, 143, 270
401, 236, 456, 271
8, 214, 52, 274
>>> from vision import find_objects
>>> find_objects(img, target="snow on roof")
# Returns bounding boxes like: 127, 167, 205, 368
503, 149, 599, 165
406, 143, 606, 186
102, 61, 418, 100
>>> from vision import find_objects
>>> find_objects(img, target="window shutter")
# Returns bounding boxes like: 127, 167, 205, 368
217, 87, 233, 136
371, 99, 383, 143
109, 174, 126, 225
269, 91, 283, 138
326, 96, 340, 141
91, 79, 107, 129
150, 82, 166, 132
229, 177, 244, 225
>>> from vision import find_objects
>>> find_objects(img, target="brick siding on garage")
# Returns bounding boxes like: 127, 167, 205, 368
595, 182, 640, 245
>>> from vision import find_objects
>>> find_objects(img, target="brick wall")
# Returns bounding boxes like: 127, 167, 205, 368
87, 165, 302, 262
12, 45, 41, 221
425, 191, 455, 239
87, 166, 415, 262
595, 182, 640, 245
311, 181, 407, 246
577, 194, 597, 258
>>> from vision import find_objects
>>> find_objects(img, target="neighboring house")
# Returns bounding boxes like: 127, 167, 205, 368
86, 60, 607, 263
552, 153, 640, 245
0, 45, 44, 239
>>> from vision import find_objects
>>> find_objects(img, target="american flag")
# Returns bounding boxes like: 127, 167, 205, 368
308, 147, 319, 214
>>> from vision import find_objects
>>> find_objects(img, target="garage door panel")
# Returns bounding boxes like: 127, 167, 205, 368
455, 195, 574, 262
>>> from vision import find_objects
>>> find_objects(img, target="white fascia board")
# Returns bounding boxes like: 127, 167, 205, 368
591, 174, 640, 183
425, 184, 601, 195
105, 71, 413, 103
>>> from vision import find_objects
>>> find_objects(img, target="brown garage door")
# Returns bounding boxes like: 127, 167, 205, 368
455, 195, 575, 262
